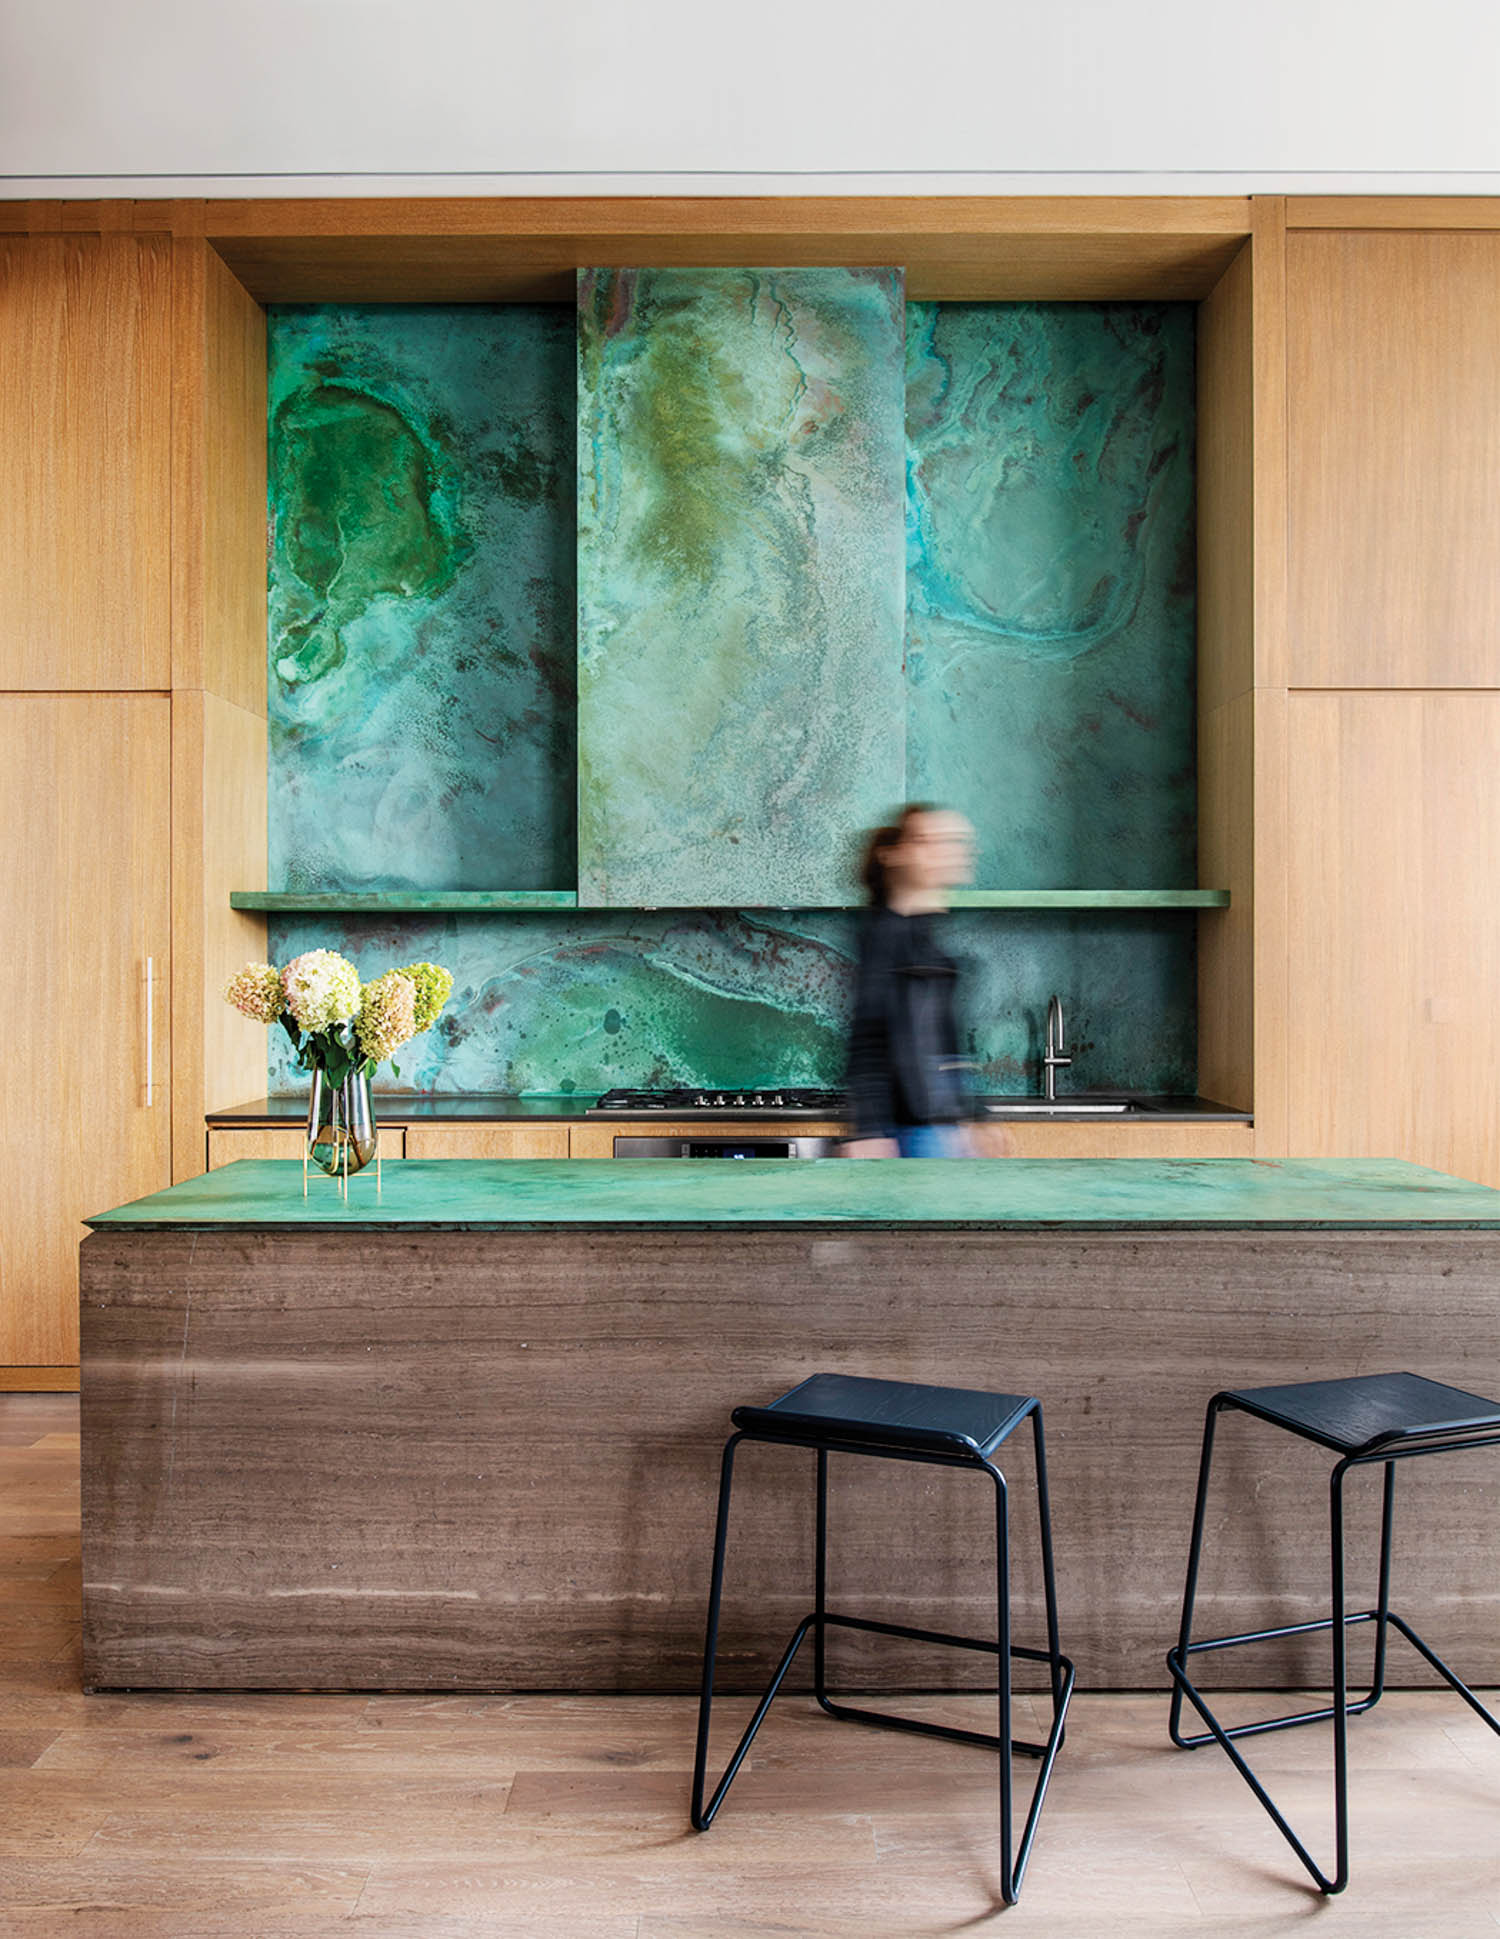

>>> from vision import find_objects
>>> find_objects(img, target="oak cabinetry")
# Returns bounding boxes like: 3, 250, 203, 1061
404, 1126, 568, 1160
0, 235, 172, 690
207, 1127, 407, 1168
1287, 230, 1500, 689
0, 229, 266, 1385
996, 1122, 1253, 1159
1278, 215, 1500, 1182
1286, 693, 1500, 1187
0, 697, 171, 1380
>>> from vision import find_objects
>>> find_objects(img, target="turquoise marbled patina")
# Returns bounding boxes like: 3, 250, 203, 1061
576, 267, 907, 907
264, 907, 1195, 1096
87, 1159, 1500, 1232
268, 305, 576, 891
264, 298, 1200, 1097
906, 302, 1196, 889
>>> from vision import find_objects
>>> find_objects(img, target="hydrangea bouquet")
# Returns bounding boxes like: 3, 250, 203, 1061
224, 952, 453, 1181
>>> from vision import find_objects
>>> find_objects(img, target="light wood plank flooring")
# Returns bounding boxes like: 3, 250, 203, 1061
4, 1395, 1498, 1936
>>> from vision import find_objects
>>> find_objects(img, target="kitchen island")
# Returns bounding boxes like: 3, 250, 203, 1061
81, 1158, 1500, 1692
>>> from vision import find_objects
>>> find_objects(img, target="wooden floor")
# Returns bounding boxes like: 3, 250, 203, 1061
5, 1395, 1499, 1937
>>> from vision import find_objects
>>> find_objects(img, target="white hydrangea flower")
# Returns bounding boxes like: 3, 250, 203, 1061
281, 950, 362, 1033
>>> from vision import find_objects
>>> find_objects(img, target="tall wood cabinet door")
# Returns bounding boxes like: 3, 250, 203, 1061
0, 697, 171, 1370
1287, 231, 1500, 688
0, 234, 172, 689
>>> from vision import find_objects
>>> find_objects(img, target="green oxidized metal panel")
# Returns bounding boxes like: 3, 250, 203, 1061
576, 267, 907, 907
268, 305, 576, 892
91, 1158, 1500, 1231
906, 302, 1196, 889
265, 908, 1195, 1098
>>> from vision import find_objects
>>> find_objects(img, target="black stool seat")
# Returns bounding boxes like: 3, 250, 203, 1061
692, 1371, 1074, 1905
1167, 1368, 1500, 1895
1226, 1371, 1500, 1454
733, 1373, 1035, 1459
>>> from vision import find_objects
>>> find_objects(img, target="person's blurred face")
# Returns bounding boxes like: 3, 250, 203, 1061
883, 809, 974, 893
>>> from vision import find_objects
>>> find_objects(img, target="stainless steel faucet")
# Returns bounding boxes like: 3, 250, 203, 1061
1042, 993, 1071, 1102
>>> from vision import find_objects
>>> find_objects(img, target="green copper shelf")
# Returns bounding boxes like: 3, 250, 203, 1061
232, 888, 1229, 914
948, 889, 1230, 910
231, 891, 580, 913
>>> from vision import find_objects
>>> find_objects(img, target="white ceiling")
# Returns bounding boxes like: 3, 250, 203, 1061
3, 0, 1499, 191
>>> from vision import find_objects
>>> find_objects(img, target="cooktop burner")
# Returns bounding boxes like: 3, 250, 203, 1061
588, 1087, 846, 1116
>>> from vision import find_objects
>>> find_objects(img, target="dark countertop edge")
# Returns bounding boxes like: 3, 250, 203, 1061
207, 1094, 1255, 1126
84, 1216, 1497, 1234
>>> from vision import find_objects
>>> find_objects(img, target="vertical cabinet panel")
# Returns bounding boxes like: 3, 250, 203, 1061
577, 267, 907, 907
1287, 231, 1500, 689
0, 697, 171, 1367
0, 235, 172, 690
1286, 692, 1500, 1187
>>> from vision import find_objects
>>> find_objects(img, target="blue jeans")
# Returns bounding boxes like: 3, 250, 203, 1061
891, 1123, 965, 1157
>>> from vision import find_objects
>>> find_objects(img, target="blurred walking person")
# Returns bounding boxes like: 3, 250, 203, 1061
843, 804, 978, 1158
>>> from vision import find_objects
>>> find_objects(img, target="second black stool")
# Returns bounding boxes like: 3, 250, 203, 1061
1167, 1370, 1500, 1894
690, 1372, 1074, 1905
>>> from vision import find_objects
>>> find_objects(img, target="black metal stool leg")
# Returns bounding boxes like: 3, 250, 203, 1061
1329, 1457, 1352, 1894
1169, 1397, 1222, 1749
814, 1446, 829, 1713
692, 1433, 747, 1829
1369, 1459, 1396, 1705
1032, 1405, 1065, 1722
991, 1461, 1015, 1902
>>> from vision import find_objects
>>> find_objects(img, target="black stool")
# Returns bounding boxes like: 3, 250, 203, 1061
690, 1372, 1074, 1904
1167, 1371, 1500, 1894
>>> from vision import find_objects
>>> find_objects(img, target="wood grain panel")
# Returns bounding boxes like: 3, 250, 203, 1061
991, 1122, 1252, 1159
1290, 195, 1500, 229
1251, 686, 1290, 1154
171, 241, 268, 710
200, 194, 1254, 240
193, 196, 1249, 303
404, 1126, 568, 1161
171, 692, 269, 1185
0, 1368, 80, 1391
202, 251, 268, 714
207, 1128, 407, 1170
80, 1224, 1500, 1692
209, 235, 1248, 306
1287, 231, 1500, 688
1286, 692, 1500, 1186
0, 697, 170, 1371
0, 235, 171, 688
1249, 199, 1289, 691
1195, 240, 1254, 716
1196, 696, 1254, 1114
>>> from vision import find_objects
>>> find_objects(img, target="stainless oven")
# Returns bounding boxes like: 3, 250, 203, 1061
612, 1136, 838, 1159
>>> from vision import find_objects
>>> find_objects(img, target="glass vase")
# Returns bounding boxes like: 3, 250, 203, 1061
306, 1067, 378, 1179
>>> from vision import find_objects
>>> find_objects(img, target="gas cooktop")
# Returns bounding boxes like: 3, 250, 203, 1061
588, 1087, 846, 1117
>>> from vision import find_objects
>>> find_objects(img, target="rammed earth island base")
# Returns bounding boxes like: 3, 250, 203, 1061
81, 1158, 1500, 1693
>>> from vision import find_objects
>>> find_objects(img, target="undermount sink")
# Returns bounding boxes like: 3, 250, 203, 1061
983, 1098, 1134, 1116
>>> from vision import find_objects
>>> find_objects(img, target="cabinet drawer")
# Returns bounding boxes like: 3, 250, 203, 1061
403, 1126, 569, 1160
208, 1127, 407, 1169
988, 1122, 1254, 1159
568, 1118, 848, 1159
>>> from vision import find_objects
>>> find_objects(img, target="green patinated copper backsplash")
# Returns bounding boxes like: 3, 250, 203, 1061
907, 303, 1196, 888
268, 305, 576, 890
576, 267, 907, 905
265, 910, 1195, 1096
266, 297, 1197, 1095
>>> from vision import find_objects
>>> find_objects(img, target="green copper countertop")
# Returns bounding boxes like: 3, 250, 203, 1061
85, 1157, 1500, 1232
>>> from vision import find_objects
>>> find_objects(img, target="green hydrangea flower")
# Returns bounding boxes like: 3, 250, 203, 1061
396, 961, 455, 1035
